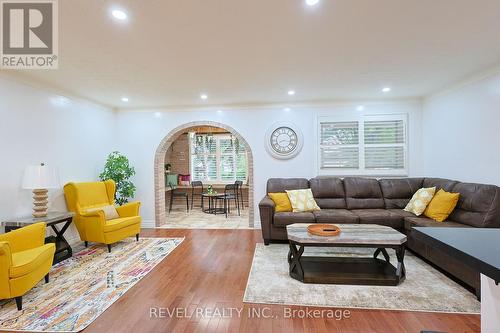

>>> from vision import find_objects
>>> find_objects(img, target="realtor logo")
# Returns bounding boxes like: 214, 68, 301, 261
1, 0, 58, 69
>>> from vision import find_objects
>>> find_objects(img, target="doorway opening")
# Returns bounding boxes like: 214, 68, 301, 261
154, 121, 254, 228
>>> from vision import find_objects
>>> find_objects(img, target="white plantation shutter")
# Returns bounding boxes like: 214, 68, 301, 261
318, 115, 407, 175
191, 134, 217, 181
364, 120, 405, 170
319, 121, 359, 169
235, 141, 248, 181
190, 133, 248, 182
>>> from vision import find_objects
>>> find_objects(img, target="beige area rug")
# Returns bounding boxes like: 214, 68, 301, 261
159, 206, 252, 229
243, 244, 480, 314
0, 237, 183, 332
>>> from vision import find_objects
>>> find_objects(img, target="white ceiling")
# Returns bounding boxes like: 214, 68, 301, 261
3, 0, 500, 109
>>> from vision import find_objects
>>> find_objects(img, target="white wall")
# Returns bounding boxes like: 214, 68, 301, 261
114, 101, 423, 227
0, 78, 116, 242
481, 274, 500, 333
422, 72, 500, 186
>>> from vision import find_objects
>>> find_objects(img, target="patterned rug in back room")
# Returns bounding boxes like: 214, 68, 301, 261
0, 237, 184, 332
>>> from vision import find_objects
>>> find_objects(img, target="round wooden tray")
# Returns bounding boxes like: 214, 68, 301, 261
307, 224, 341, 237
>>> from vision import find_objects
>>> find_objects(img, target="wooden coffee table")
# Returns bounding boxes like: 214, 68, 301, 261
286, 224, 407, 286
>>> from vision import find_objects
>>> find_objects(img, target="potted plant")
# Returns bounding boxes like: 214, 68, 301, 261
99, 151, 136, 205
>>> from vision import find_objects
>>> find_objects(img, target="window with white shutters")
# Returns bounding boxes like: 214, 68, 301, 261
190, 133, 248, 183
317, 115, 407, 176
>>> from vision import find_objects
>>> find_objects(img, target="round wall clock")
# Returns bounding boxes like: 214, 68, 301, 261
265, 123, 303, 159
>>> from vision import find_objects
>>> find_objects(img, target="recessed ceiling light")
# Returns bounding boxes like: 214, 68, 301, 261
216, 110, 223, 114
200, 94, 208, 100
283, 107, 291, 112
356, 105, 365, 111
111, 9, 127, 20
382, 87, 392, 93
287, 90, 295, 96
305, 0, 320, 6
154, 112, 162, 118
121, 97, 129, 102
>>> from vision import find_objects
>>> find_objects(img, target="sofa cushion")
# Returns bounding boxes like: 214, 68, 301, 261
268, 193, 292, 212
309, 177, 346, 209
449, 182, 500, 228
387, 209, 416, 219
313, 209, 359, 224
103, 216, 141, 233
404, 187, 436, 216
286, 189, 321, 212
350, 209, 403, 229
344, 177, 385, 209
266, 178, 309, 193
422, 178, 458, 192
10, 244, 55, 278
379, 178, 424, 209
273, 212, 316, 227
423, 189, 460, 222
404, 217, 471, 231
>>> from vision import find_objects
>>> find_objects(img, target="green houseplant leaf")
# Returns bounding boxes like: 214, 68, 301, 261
99, 151, 136, 205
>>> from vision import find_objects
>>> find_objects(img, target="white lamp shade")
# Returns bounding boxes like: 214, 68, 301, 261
22, 164, 60, 189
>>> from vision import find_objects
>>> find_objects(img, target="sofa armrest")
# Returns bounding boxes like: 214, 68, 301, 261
116, 201, 141, 218
0, 222, 45, 252
259, 196, 275, 244
259, 196, 276, 210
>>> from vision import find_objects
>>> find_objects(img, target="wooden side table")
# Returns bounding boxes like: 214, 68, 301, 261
2, 212, 75, 264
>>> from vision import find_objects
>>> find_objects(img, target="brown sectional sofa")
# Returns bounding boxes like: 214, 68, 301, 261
259, 177, 500, 296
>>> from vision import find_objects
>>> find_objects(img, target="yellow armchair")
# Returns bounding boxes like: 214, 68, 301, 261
0, 222, 55, 310
63, 180, 141, 252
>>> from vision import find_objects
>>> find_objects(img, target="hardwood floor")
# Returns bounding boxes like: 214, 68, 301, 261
84, 229, 480, 333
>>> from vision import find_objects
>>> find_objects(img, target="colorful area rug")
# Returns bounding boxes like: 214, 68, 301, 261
244, 244, 481, 314
0, 237, 183, 332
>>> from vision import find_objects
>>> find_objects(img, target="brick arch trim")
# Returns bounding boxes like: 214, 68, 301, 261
154, 121, 254, 227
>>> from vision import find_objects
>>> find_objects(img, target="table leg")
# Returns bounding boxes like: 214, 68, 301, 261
395, 245, 406, 284
374, 247, 390, 263
49, 218, 73, 263
288, 243, 305, 281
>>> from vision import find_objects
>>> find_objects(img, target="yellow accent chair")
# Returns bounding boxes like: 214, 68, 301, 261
0, 222, 55, 310
63, 180, 141, 252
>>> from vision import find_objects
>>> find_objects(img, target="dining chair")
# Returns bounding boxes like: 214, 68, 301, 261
191, 181, 204, 210
234, 180, 244, 210
168, 184, 189, 213
215, 184, 240, 218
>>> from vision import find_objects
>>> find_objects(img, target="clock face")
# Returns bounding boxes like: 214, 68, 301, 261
270, 127, 298, 155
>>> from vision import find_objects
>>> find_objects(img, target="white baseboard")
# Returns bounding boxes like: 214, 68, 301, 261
141, 219, 156, 228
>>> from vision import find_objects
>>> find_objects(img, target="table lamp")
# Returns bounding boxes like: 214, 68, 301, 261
22, 163, 60, 217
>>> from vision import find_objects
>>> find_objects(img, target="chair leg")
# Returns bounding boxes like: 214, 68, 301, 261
136, 233, 139, 241
191, 189, 194, 210
169, 193, 173, 213
84, 241, 88, 247
15, 296, 22, 311
225, 198, 228, 218
107, 244, 112, 253
240, 189, 244, 210
186, 196, 189, 212
45, 273, 49, 283
236, 197, 240, 216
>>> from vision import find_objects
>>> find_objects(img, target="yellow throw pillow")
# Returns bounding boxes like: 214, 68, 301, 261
424, 189, 460, 222
404, 187, 436, 216
268, 193, 293, 212
286, 189, 321, 212
86, 205, 119, 220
